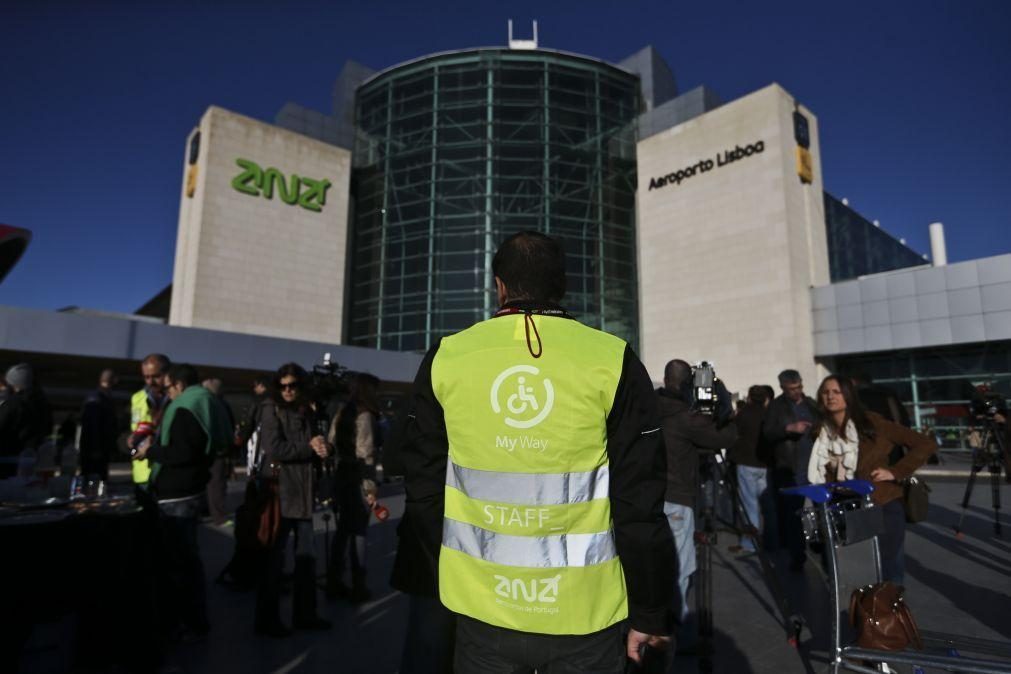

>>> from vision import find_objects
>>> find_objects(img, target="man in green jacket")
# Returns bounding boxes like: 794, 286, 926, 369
134, 362, 232, 638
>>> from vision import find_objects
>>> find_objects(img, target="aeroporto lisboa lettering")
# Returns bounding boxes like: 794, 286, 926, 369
648, 139, 765, 191
230, 158, 331, 212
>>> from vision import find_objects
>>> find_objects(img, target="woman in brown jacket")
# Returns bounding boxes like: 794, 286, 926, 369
808, 374, 936, 583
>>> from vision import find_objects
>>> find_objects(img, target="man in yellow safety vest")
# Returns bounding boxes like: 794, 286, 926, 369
395, 231, 675, 672
127, 353, 171, 488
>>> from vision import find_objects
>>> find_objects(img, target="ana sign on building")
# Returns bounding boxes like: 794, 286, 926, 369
230, 158, 332, 212
636, 84, 830, 390
169, 106, 351, 343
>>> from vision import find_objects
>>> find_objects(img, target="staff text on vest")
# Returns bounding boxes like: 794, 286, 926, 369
484, 505, 551, 528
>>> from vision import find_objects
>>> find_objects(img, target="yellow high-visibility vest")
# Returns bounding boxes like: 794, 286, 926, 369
130, 389, 154, 484
432, 312, 628, 635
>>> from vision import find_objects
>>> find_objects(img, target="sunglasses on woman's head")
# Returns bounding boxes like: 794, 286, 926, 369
280, 382, 300, 390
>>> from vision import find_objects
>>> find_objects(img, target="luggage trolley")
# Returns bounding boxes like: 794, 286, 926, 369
784, 480, 1011, 674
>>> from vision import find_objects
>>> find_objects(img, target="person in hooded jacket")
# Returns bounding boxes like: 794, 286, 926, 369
254, 363, 332, 637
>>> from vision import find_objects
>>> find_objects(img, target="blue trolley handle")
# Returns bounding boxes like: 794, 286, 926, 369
781, 479, 875, 503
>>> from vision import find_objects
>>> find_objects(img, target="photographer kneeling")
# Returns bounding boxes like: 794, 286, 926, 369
656, 360, 737, 629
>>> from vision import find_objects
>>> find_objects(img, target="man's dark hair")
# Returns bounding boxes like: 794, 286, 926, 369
762, 385, 776, 402
166, 363, 200, 389
778, 369, 802, 386
491, 231, 566, 303
142, 353, 171, 373
663, 359, 692, 394
253, 375, 271, 388
747, 385, 770, 405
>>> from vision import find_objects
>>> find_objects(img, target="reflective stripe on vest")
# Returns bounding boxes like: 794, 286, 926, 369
443, 518, 617, 568
446, 459, 609, 505
433, 313, 628, 635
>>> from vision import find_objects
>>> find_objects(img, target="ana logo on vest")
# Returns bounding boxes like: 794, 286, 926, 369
490, 365, 555, 429
493, 574, 561, 603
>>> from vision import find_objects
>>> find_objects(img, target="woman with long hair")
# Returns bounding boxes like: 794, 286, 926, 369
254, 362, 331, 637
808, 374, 936, 583
326, 372, 381, 602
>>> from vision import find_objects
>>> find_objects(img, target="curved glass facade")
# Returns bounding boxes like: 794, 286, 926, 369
348, 49, 640, 351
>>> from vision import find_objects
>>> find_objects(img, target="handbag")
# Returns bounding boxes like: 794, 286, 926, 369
849, 582, 923, 651
256, 472, 282, 548
902, 475, 931, 523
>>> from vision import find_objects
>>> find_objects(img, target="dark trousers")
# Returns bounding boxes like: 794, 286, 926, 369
399, 595, 457, 674
331, 479, 369, 583
206, 457, 230, 524
770, 466, 806, 565
158, 510, 209, 634
454, 616, 626, 674
878, 499, 907, 584
256, 517, 316, 627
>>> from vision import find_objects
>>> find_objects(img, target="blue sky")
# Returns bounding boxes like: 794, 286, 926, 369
2, 0, 1009, 312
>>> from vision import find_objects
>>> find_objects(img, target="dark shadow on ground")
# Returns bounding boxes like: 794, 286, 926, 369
904, 555, 1011, 639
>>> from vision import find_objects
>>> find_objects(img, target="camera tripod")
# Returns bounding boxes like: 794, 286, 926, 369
695, 452, 808, 672
954, 417, 1007, 537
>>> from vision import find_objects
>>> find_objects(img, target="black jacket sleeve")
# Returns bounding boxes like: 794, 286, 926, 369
762, 398, 792, 444
685, 413, 738, 451
606, 346, 676, 636
146, 408, 206, 467
390, 342, 447, 597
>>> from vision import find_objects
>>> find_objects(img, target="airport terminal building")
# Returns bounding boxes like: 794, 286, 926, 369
5, 32, 1008, 450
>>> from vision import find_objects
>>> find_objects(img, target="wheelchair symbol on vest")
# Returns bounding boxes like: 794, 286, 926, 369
490, 365, 555, 429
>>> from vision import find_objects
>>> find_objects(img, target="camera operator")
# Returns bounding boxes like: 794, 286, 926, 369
971, 387, 1010, 479
656, 359, 737, 624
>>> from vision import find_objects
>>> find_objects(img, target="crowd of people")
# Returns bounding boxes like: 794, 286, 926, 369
0, 353, 386, 661
4, 231, 983, 674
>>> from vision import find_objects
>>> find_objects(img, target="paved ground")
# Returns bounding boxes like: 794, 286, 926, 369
22, 466, 1011, 673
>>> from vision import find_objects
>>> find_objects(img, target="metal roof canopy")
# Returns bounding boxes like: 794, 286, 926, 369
0, 305, 423, 384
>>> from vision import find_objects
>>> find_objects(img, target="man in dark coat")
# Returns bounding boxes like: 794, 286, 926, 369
762, 369, 818, 571
0, 376, 25, 478
5, 363, 53, 453
657, 359, 737, 622
80, 369, 119, 480
728, 385, 773, 554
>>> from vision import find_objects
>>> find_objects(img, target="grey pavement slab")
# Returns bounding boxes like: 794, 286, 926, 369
32, 474, 1009, 673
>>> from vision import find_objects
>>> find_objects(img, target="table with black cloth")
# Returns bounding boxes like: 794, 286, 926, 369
0, 496, 160, 673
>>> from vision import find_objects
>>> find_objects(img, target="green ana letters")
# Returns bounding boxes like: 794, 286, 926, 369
231, 158, 331, 213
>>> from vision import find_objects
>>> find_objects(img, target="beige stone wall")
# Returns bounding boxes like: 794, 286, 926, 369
169, 106, 350, 343
636, 84, 829, 393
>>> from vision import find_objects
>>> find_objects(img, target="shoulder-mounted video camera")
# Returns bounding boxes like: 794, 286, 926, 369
689, 361, 733, 424
308, 353, 358, 431
971, 390, 1007, 421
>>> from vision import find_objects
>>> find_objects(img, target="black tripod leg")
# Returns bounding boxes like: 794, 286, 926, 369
990, 463, 1002, 536
699, 527, 713, 673
728, 464, 808, 654
955, 463, 980, 536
